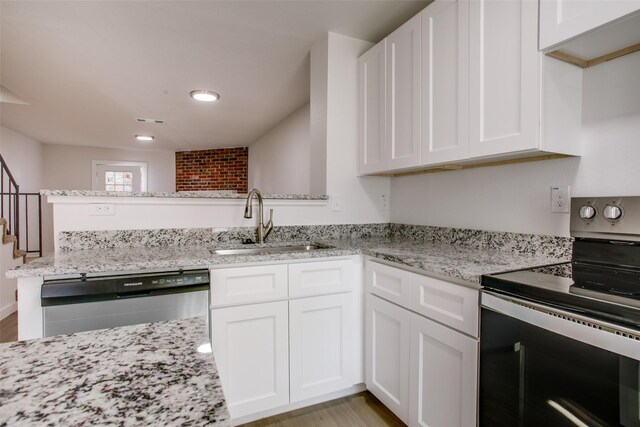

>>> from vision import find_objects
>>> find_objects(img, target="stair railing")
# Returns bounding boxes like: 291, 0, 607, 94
0, 153, 42, 257
0, 153, 20, 248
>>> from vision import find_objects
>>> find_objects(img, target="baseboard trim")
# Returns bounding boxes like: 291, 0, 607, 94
231, 383, 367, 426
0, 302, 17, 321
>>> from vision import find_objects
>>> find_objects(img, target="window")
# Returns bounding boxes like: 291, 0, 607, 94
92, 160, 147, 192
104, 171, 134, 192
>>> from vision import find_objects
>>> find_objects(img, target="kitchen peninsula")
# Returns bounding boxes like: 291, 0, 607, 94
0, 317, 231, 426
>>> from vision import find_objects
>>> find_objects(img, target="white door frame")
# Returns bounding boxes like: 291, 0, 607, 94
91, 160, 148, 192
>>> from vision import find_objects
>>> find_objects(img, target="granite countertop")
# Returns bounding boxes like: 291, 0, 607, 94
7, 237, 569, 285
0, 317, 231, 426
41, 189, 329, 200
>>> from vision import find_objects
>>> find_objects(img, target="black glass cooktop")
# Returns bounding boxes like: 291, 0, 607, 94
482, 261, 640, 330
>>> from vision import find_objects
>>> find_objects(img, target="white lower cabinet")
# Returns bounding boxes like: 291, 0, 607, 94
365, 259, 480, 427
365, 293, 411, 423
290, 293, 354, 402
210, 301, 289, 419
409, 313, 478, 427
210, 257, 361, 421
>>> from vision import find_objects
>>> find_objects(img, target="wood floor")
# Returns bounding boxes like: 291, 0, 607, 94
0, 311, 18, 343
240, 392, 405, 427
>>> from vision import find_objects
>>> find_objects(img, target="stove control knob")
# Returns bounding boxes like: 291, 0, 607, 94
603, 205, 622, 221
579, 205, 596, 220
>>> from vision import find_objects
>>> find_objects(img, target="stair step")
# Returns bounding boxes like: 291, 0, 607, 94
0, 217, 27, 261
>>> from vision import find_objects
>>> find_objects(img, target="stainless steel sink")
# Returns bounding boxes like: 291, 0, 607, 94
210, 244, 333, 256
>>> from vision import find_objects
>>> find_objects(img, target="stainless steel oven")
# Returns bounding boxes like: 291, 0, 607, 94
480, 196, 640, 427
41, 268, 210, 337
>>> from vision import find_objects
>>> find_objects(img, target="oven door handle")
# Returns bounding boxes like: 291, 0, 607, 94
481, 291, 640, 362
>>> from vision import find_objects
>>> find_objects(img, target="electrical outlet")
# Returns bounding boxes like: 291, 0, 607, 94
379, 194, 388, 210
89, 204, 115, 216
551, 185, 570, 213
331, 196, 343, 212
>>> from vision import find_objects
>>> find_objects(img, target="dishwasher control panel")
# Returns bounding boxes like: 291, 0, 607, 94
42, 269, 210, 306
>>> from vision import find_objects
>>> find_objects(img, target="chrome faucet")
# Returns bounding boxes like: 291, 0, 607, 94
244, 188, 273, 244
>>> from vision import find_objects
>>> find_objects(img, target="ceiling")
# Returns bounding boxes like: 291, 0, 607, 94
0, 0, 429, 152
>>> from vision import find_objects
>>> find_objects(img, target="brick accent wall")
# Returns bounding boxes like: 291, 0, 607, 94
175, 147, 248, 192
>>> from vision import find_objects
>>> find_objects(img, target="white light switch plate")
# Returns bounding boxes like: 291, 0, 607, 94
379, 194, 388, 210
551, 185, 570, 213
89, 204, 115, 216
331, 196, 343, 212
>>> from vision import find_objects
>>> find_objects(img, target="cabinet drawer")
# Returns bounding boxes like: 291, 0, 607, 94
210, 264, 288, 307
366, 260, 412, 307
289, 259, 353, 298
410, 274, 479, 337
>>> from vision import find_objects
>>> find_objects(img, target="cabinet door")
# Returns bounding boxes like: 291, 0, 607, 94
386, 14, 422, 170
357, 41, 387, 175
539, 0, 640, 51
211, 301, 289, 419
469, 0, 540, 158
289, 293, 354, 402
365, 294, 411, 423
421, 0, 469, 165
409, 313, 478, 427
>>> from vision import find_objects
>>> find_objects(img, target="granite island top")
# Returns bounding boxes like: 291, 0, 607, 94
7, 237, 570, 285
0, 317, 230, 426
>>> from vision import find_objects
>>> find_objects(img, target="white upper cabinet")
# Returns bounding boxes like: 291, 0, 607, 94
357, 41, 387, 175
386, 14, 422, 170
469, 0, 540, 158
469, 0, 582, 159
539, 0, 640, 51
421, 0, 470, 165
357, 0, 583, 176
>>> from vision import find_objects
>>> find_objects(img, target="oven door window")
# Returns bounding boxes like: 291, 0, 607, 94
480, 308, 640, 427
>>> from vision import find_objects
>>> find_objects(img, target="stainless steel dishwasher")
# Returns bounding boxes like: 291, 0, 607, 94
41, 269, 210, 337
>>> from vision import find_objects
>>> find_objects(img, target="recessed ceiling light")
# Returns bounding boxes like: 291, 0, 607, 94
135, 135, 154, 142
190, 90, 220, 102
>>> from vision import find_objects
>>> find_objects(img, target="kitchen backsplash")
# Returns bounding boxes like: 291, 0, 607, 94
57, 224, 392, 251
389, 224, 573, 259
58, 223, 572, 259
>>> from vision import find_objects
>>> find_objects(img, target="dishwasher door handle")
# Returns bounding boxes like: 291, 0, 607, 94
116, 291, 152, 299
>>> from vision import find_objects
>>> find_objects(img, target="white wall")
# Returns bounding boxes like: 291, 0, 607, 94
310, 36, 329, 195
248, 103, 310, 194
391, 51, 640, 237
324, 32, 391, 224
40, 144, 175, 252
42, 144, 175, 192
0, 126, 43, 192
49, 32, 392, 246
0, 126, 42, 253
0, 126, 37, 319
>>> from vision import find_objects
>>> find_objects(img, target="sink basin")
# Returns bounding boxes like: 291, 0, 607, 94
210, 244, 334, 256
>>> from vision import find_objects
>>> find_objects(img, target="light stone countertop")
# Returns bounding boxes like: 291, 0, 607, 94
41, 189, 329, 200
0, 317, 231, 426
7, 237, 570, 285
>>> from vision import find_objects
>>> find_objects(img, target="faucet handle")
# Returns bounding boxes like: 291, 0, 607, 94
264, 208, 274, 240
